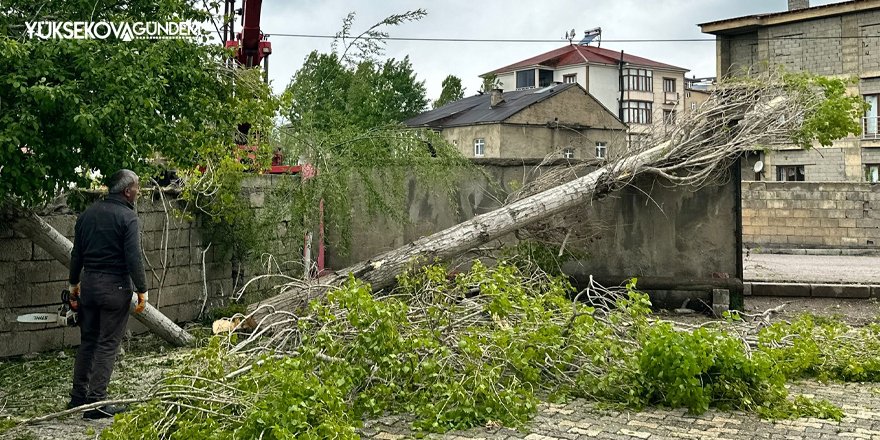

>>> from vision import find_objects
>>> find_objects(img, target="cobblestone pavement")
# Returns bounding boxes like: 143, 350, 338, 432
359, 382, 880, 440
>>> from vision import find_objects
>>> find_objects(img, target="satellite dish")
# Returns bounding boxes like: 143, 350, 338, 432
754, 161, 764, 173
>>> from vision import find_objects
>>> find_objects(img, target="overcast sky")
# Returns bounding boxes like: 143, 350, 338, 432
239, 0, 842, 102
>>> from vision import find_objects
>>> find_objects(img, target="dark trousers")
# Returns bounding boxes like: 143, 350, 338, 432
70, 270, 131, 402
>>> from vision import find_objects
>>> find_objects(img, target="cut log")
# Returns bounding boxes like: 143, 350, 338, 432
3, 204, 194, 347
248, 145, 669, 322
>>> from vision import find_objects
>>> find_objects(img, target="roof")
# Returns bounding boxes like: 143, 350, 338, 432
700, 0, 880, 34
403, 83, 607, 128
482, 45, 687, 77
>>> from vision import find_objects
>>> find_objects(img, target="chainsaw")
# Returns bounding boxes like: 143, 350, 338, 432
16, 288, 79, 327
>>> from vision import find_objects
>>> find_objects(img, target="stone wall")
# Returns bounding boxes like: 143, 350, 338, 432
0, 176, 281, 357
742, 181, 880, 248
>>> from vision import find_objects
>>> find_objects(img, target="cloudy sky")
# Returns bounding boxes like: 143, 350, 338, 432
235, 0, 842, 102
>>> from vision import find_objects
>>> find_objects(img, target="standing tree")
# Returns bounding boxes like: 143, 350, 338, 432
0, 0, 278, 345
433, 75, 466, 108
479, 73, 504, 94
265, 11, 469, 269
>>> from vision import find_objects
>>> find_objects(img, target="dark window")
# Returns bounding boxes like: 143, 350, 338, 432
866, 164, 880, 182
622, 101, 652, 124
626, 134, 649, 150
539, 69, 554, 87
516, 70, 535, 89
777, 165, 805, 181
663, 110, 676, 125
663, 78, 676, 93
563, 74, 577, 84
623, 68, 653, 92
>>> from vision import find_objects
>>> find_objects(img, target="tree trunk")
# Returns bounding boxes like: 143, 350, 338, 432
247, 146, 669, 323
4, 205, 194, 347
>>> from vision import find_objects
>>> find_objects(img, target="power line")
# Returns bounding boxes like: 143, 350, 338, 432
265, 33, 880, 43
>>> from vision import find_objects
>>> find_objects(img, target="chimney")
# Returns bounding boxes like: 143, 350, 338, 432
788, 0, 809, 11
490, 89, 504, 107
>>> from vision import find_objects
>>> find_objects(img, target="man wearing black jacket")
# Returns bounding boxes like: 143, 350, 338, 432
68, 169, 149, 419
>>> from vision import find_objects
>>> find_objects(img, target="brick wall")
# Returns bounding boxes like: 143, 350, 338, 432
742, 181, 880, 248
0, 176, 283, 357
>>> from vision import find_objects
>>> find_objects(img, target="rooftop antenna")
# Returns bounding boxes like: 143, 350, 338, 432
564, 28, 576, 44
579, 27, 602, 47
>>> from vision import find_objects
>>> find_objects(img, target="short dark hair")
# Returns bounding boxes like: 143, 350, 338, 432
108, 169, 138, 194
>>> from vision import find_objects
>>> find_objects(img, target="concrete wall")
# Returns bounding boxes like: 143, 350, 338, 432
742, 181, 880, 248
0, 176, 283, 357
329, 161, 739, 284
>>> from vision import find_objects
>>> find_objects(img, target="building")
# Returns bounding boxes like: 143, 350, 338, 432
700, 0, 880, 182
480, 44, 690, 145
684, 77, 714, 113
402, 83, 626, 160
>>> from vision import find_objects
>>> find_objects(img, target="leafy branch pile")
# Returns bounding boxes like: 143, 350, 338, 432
97, 258, 880, 439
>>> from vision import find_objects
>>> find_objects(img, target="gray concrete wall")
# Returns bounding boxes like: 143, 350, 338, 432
742, 181, 880, 248
0, 176, 284, 357
328, 161, 739, 281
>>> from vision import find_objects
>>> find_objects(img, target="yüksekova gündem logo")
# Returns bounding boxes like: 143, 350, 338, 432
25, 21, 197, 41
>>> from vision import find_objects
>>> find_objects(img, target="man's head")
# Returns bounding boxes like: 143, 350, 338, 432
108, 169, 140, 203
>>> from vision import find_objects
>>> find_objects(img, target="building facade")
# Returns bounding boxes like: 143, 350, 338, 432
403, 83, 626, 160
481, 44, 689, 146
701, 0, 880, 182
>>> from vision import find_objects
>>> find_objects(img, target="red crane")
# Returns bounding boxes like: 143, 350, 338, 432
222, 1, 325, 277
224, 0, 272, 75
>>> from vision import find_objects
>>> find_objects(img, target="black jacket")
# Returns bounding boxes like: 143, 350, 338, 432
69, 194, 148, 293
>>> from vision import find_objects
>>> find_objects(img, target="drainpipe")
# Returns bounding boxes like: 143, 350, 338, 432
618, 50, 625, 121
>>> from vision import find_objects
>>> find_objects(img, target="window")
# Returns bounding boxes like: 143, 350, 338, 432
515, 70, 535, 90
690, 102, 697, 111
623, 68, 653, 92
538, 69, 554, 87
474, 138, 484, 157
777, 165, 805, 182
686, 91, 692, 98
865, 95, 879, 138
663, 110, 676, 125
663, 78, 676, 93
595, 142, 607, 159
622, 101, 652, 124
563, 74, 577, 84
866, 164, 880, 182
563, 148, 575, 159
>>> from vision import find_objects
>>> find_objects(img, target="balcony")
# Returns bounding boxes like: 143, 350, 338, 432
865, 117, 880, 140
663, 92, 680, 105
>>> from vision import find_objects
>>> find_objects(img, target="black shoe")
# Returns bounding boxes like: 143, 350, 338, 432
67, 397, 87, 410
83, 404, 128, 420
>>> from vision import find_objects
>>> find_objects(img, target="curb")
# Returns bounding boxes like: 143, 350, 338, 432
746, 282, 879, 299
744, 247, 880, 257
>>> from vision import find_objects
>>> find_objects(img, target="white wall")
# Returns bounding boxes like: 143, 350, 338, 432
588, 64, 622, 115
552, 65, 587, 89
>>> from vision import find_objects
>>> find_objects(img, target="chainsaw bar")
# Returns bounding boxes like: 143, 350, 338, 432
16, 313, 58, 324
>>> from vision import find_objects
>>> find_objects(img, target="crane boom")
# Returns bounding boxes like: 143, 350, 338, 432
224, 0, 272, 72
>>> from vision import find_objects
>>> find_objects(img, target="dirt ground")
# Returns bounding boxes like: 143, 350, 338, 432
1, 296, 878, 440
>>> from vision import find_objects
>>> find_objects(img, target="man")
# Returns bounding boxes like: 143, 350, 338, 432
68, 169, 149, 419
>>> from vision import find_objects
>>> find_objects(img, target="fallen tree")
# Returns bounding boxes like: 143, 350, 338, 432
247, 72, 867, 322
2, 202, 194, 347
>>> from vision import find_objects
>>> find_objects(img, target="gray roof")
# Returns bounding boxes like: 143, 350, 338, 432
403, 83, 581, 128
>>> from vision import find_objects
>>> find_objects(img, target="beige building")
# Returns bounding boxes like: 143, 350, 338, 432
481, 44, 689, 146
700, 0, 880, 182
402, 83, 625, 160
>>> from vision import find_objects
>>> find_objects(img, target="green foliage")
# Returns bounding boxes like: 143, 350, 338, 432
104, 260, 872, 439
0, 0, 278, 207
0, 418, 16, 434
758, 314, 880, 382
274, 13, 471, 257
434, 75, 466, 108
479, 74, 503, 94
784, 73, 868, 148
